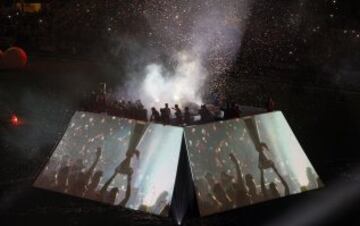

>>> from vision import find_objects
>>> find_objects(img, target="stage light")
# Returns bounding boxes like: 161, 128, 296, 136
10, 114, 21, 126
176, 218, 182, 225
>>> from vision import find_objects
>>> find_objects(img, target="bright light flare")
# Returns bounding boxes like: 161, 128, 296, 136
139, 50, 206, 109
10, 114, 22, 126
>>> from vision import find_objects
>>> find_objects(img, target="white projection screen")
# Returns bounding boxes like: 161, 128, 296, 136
34, 111, 183, 216
184, 111, 323, 216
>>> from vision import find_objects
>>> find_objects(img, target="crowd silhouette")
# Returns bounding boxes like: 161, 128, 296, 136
36, 147, 116, 203
36, 141, 321, 216
36, 145, 170, 214
185, 116, 322, 215
195, 151, 321, 215
81, 83, 273, 126
33, 84, 301, 217
33, 109, 322, 217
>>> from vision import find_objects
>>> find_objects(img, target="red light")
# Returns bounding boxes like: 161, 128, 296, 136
10, 114, 21, 126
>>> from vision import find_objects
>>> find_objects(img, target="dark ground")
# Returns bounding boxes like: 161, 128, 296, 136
1, 57, 360, 226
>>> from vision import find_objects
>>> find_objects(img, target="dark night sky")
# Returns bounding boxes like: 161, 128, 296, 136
2, 0, 360, 69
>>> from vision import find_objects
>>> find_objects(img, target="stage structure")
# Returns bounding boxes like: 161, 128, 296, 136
34, 111, 323, 223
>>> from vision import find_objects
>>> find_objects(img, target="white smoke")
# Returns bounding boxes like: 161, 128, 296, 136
119, 0, 252, 109
139, 50, 207, 108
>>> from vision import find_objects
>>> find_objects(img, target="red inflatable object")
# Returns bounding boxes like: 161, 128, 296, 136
0, 47, 28, 69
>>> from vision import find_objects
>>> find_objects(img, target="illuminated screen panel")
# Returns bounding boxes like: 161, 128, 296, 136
34, 112, 145, 206
184, 111, 323, 216
34, 112, 183, 216
125, 124, 184, 216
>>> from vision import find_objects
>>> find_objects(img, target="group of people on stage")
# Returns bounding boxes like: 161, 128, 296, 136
81, 84, 272, 126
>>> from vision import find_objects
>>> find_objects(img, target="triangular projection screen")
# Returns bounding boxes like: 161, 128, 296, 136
184, 112, 322, 216
34, 112, 183, 216
34, 111, 322, 218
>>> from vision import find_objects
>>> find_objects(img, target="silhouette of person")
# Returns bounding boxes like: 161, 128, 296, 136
125, 101, 134, 118
245, 174, 262, 204
229, 153, 251, 205
220, 172, 241, 207
220, 172, 234, 192
204, 173, 232, 208
228, 102, 237, 118
163, 103, 171, 124
119, 173, 132, 206
68, 148, 102, 196
256, 142, 290, 196
260, 170, 281, 200
150, 107, 161, 122
183, 107, 192, 125
84, 170, 103, 200
199, 105, 212, 123
212, 183, 232, 208
269, 182, 281, 198
221, 102, 231, 120
174, 104, 183, 125
101, 147, 140, 205
67, 159, 84, 192
141, 108, 148, 121
267, 97, 275, 112
257, 143, 274, 170
160, 108, 166, 124
195, 178, 219, 214
233, 104, 242, 118
116, 148, 139, 176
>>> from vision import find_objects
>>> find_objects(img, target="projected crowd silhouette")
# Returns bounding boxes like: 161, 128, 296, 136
193, 150, 321, 215
185, 116, 322, 216
34, 112, 180, 216
36, 145, 170, 215
36, 142, 320, 216
33, 107, 322, 217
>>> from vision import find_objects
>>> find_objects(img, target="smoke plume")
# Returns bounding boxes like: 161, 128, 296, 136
116, 0, 252, 109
